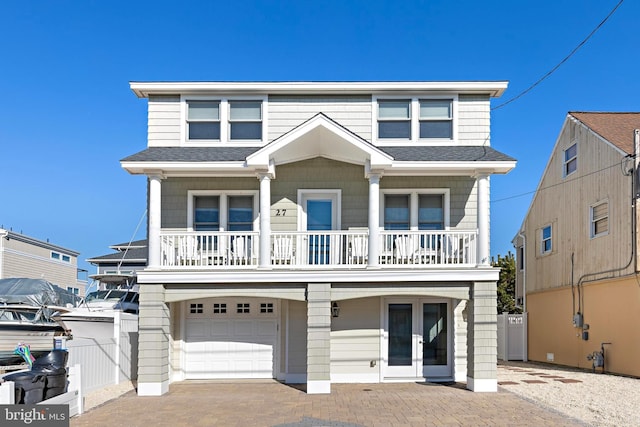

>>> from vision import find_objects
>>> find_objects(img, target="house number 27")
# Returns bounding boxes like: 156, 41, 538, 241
275, 209, 287, 216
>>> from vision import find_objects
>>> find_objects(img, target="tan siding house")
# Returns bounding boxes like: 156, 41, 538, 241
0, 228, 83, 295
514, 112, 640, 376
122, 81, 516, 396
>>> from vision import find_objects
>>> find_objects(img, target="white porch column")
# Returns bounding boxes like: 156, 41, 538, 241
367, 173, 381, 267
258, 173, 272, 268
476, 174, 490, 265
148, 174, 162, 268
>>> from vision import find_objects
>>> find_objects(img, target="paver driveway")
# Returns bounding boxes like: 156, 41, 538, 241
70, 381, 585, 427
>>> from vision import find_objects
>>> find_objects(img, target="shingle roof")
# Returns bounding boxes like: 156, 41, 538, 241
87, 246, 148, 262
122, 145, 514, 163
570, 112, 640, 155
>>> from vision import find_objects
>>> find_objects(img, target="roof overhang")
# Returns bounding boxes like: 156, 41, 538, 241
130, 81, 509, 98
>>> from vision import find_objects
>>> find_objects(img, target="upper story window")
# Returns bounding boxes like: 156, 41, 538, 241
590, 201, 609, 238
185, 98, 264, 143
187, 101, 220, 140
384, 194, 410, 230
51, 251, 71, 263
564, 143, 577, 176
382, 190, 449, 230
376, 97, 455, 142
378, 100, 411, 139
418, 194, 444, 230
419, 99, 452, 139
190, 191, 258, 231
541, 225, 552, 254
229, 101, 262, 140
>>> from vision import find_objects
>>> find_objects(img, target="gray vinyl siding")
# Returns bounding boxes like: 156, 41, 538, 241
268, 95, 372, 142
161, 177, 259, 228
457, 95, 491, 145
287, 300, 308, 375
330, 297, 381, 377
381, 176, 478, 230
148, 95, 181, 146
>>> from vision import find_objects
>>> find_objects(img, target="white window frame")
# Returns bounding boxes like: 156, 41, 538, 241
187, 190, 259, 231
373, 95, 458, 145
379, 189, 450, 230
181, 95, 267, 146
540, 224, 552, 255
51, 251, 71, 263
563, 143, 577, 177
590, 200, 609, 238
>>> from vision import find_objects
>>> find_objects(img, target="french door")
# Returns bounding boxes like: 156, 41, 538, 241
384, 299, 451, 379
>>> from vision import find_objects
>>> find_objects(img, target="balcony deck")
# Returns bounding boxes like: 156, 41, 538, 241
159, 230, 478, 269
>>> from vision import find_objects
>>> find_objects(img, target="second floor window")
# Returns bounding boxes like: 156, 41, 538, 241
187, 101, 220, 140
591, 201, 609, 238
418, 194, 444, 230
384, 194, 410, 230
192, 193, 256, 231
228, 196, 254, 231
194, 196, 220, 231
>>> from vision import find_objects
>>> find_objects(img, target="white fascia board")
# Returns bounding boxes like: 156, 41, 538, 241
130, 81, 509, 98
121, 161, 248, 175
136, 267, 500, 284
388, 161, 517, 176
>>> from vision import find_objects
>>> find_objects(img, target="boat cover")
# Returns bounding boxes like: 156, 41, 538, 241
0, 278, 80, 308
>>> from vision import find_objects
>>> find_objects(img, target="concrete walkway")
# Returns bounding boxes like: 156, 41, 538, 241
70, 381, 585, 427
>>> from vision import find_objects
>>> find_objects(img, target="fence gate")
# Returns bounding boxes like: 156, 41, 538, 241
497, 313, 527, 361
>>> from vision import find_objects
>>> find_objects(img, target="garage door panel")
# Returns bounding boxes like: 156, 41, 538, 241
185, 298, 278, 379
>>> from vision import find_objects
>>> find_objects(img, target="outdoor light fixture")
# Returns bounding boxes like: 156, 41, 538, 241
332, 301, 340, 318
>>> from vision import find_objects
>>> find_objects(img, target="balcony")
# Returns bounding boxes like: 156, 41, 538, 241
159, 229, 478, 269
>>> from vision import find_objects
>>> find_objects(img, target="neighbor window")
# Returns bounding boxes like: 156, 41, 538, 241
419, 99, 453, 139
229, 101, 262, 140
591, 201, 609, 238
564, 143, 577, 176
51, 252, 71, 263
378, 100, 411, 139
541, 225, 552, 254
187, 100, 220, 140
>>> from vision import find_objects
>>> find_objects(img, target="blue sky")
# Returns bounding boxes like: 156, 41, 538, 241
1, 0, 637, 276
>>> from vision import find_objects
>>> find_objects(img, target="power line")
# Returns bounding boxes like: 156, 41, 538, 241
492, 157, 631, 204
492, 0, 625, 111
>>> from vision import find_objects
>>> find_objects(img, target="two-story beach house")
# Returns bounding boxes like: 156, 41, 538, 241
121, 81, 516, 396
514, 112, 640, 377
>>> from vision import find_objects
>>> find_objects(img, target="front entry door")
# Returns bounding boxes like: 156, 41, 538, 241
385, 299, 451, 380
299, 190, 340, 265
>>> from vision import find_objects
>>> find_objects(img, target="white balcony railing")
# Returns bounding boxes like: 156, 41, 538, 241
159, 230, 477, 269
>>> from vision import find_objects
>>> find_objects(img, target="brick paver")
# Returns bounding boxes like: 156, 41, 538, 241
70, 381, 585, 427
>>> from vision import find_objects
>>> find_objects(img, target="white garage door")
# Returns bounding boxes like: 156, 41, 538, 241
184, 298, 278, 379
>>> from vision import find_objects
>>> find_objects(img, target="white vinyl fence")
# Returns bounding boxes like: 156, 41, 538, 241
67, 312, 138, 393
497, 313, 527, 361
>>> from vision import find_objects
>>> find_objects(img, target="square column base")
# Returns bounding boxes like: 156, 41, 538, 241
466, 377, 497, 392
307, 380, 331, 394
137, 380, 169, 396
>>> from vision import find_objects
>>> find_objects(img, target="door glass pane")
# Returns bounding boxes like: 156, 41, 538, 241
388, 304, 412, 366
307, 200, 332, 264
422, 303, 447, 366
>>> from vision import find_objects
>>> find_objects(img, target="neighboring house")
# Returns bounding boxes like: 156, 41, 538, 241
514, 112, 640, 377
86, 239, 148, 276
122, 81, 516, 396
0, 228, 85, 296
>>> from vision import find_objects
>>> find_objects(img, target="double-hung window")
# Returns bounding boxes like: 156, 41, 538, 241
591, 201, 608, 238
187, 101, 220, 140
194, 196, 220, 231
419, 99, 452, 139
384, 194, 410, 230
378, 100, 411, 139
418, 194, 444, 230
229, 101, 262, 140
228, 196, 254, 231
564, 143, 577, 176
541, 225, 552, 254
